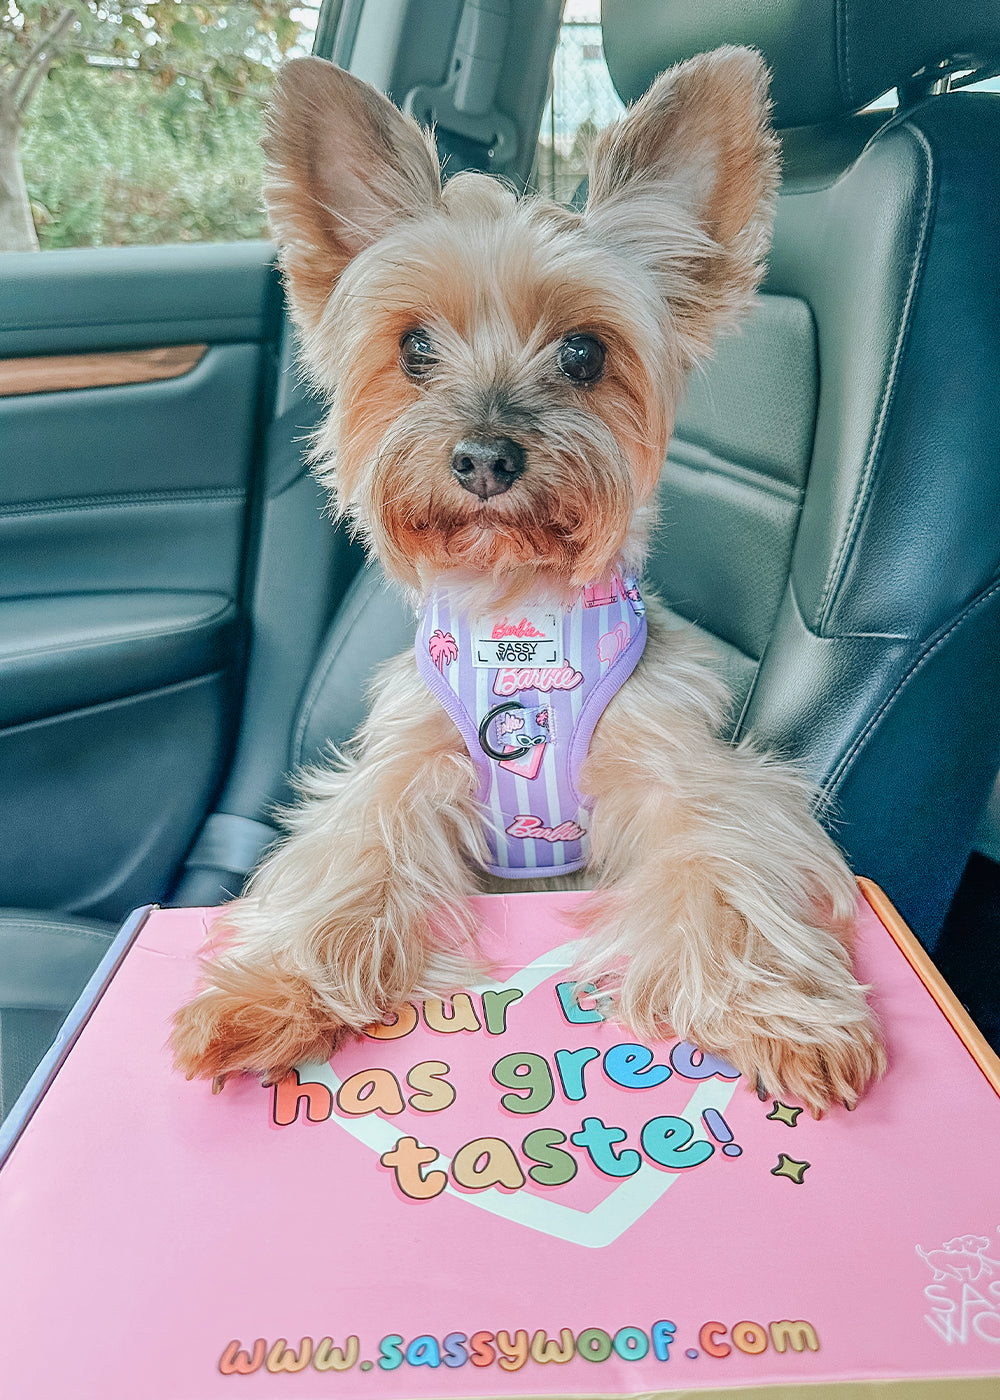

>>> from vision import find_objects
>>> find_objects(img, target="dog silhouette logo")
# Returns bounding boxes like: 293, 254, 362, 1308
917, 1233, 1000, 1283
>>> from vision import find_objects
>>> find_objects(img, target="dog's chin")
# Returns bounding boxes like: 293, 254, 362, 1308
370, 495, 632, 611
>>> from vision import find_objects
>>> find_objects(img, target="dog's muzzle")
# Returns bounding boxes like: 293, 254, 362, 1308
451, 437, 525, 500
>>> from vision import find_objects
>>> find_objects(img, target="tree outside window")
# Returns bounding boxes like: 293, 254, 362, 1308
1, 1, 317, 251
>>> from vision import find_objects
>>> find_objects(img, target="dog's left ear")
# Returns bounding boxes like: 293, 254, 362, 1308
585, 46, 779, 364
263, 56, 442, 340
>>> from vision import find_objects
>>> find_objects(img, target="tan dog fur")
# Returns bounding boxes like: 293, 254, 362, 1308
171, 48, 886, 1115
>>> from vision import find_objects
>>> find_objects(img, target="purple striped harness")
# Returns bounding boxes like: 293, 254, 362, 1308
416, 573, 647, 878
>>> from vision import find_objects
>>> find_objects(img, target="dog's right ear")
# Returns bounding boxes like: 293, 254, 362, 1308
584, 46, 778, 367
263, 57, 442, 337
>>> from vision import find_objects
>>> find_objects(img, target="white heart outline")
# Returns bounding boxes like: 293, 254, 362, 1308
294, 940, 740, 1250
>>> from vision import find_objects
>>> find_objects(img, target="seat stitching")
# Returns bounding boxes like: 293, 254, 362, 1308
822, 574, 1000, 801
817, 122, 936, 634
0, 923, 113, 944
667, 438, 805, 505
0, 601, 233, 663
788, 574, 913, 642
2, 667, 227, 737
836, 0, 855, 111
0, 487, 245, 519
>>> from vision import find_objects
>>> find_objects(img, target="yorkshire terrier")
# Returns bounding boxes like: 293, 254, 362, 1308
171, 46, 886, 1115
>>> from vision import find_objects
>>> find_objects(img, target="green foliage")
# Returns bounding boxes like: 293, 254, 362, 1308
2, 1, 314, 247
22, 62, 269, 245
3, 2, 306, 95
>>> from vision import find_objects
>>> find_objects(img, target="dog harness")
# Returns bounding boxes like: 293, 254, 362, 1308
416, 573, 647, 878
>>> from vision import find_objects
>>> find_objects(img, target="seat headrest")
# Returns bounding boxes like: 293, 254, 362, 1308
601, 0, 1000, 127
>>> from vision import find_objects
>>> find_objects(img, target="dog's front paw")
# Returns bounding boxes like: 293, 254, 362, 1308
724, 1010, 887, 1118
170, 964, 352, 1089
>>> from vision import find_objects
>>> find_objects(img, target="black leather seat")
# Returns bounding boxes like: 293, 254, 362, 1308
607, 0, 1000, 948
5, 0, 1000, 1121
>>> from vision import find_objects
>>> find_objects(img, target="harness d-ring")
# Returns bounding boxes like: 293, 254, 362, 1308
478, 701, 524, 761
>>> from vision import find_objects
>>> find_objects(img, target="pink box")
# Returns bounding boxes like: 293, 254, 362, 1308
1, 885, 999, 1398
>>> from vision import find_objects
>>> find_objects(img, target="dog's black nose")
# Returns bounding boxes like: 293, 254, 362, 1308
451, 437, 525, 500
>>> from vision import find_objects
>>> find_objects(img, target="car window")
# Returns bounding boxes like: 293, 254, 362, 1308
1, 1, 318, 252
529, 8, 1000, 209
531, 0, 623, 205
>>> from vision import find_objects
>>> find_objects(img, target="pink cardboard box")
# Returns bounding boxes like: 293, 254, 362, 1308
1, 884, 999, 1398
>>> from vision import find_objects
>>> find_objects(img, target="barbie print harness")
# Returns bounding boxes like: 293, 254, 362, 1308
416, 573, 647, 878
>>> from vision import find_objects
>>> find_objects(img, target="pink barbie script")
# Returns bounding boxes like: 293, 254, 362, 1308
416, 572, 646, 877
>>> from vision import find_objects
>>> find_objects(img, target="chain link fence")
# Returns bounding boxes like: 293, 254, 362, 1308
531, 18, 624, 204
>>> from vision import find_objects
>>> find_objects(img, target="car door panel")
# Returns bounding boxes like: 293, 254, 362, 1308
1, 673, 235, 920
0, 240, 279, 922
2, 344, 260, 503
0, 591, 239, 727
0, 241, 274, 357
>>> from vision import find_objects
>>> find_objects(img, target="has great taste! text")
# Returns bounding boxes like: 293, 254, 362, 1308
269, 983, 743, 1200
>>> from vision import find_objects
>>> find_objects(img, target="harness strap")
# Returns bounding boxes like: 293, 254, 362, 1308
416, 573, 647, 878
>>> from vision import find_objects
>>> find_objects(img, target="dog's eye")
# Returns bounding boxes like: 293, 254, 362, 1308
557, 334, 606, 384
400, 330, 437, 379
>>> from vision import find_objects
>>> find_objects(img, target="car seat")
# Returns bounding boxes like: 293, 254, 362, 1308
599, 0, 1000, 945
4, 0, 1000, 1122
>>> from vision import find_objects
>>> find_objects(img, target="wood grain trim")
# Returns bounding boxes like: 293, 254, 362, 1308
858, 876, 1000, 1097
0, 344, 208, 397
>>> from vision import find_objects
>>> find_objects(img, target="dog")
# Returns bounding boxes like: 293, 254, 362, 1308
170, 46, 886, 1115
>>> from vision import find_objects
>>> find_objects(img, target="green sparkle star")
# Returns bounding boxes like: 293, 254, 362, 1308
771, 1153, 811, 1184
767, 1100, 803, 1127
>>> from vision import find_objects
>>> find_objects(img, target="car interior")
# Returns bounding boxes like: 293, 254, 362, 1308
2, 0, 1000, 1125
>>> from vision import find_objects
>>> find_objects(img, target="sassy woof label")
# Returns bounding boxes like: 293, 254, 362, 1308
472, 609, 561, 668
217, 1316, 822, 1378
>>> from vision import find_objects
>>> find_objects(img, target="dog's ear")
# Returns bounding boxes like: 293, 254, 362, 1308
585, 46, 779, 365
263, 57, 442, 336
